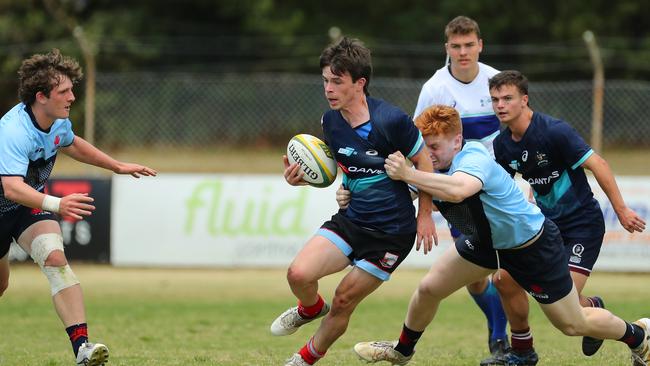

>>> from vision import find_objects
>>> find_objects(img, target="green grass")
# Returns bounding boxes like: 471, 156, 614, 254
1, 265, 649, 365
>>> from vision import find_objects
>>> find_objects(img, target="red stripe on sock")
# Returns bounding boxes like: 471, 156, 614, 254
68, 325, 88, 342
298, 295, 324, 318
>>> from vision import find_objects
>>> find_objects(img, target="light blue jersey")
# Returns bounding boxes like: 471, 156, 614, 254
0, 103, 75, 214
435, 141, 545, 249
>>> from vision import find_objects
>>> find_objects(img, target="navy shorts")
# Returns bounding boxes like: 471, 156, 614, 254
317, 213, 415, 281
456, 219, 573, 304
0, 206, 57, 258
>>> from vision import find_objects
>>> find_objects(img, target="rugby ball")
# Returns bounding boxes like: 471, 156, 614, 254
287, 134, 337, 187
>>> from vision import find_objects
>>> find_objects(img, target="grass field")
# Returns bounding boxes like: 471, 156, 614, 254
2, 265, 649, 365
51, 147, 650, 176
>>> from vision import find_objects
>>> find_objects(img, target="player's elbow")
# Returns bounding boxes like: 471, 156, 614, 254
445, 189, 467, 203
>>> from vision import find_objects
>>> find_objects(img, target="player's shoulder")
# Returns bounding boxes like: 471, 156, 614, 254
369, 97, 408, 122
423, 66, 452, 88
532, 111, 574, 135
478, 62, 500, 77
464, 140, 491, 156
0, 103, 31, 136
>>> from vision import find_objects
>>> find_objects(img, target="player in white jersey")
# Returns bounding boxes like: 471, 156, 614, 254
0, 49, 156, 365
413, 16, 516, 364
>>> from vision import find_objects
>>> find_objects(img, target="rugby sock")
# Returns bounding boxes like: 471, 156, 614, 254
298, 294, 325, 318
66, 323, 88, 357
394, 324, 423, 357
298, 337, 326, 364
619, 322, 645, 349
586, 296, 605, 308
511, 327, 534, 352
470, 279, 508, 341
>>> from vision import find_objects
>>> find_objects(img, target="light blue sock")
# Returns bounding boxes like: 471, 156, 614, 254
470, 279, 508, 341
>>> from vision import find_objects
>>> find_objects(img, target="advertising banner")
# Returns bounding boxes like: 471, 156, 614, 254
111, 174, 650, 271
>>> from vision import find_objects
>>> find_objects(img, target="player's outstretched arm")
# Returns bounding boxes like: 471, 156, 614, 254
1, 176, 95, 220
582, 153, 646, 233
60, 136, 157, 178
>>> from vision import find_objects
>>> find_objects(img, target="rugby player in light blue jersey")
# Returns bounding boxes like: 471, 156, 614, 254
0, 49, 156, 366
352, 104, 650, 366
272, 37, 436, 366
489, 70, 647, 363
414, 16, 510, 363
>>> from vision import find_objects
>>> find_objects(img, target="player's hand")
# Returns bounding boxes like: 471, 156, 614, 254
283, 155, 308, 186
336, 185, 350, 209
384, 151, 408, 181
616, 206, 646, 233
59, 193, 95, 220
416, 211, 438, 254
115, 162, 157, 178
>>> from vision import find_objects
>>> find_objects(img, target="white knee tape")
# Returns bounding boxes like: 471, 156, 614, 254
42, 265, 79, 295
30, 234, 64, 267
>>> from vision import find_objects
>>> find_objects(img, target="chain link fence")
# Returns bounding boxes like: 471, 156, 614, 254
88, 73, 650, 149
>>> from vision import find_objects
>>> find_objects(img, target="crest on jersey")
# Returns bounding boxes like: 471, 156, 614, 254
536, 151, 549, 167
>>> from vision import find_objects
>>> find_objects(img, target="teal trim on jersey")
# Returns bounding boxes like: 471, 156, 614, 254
407, 133, 424, 158
461, 112, 497, 118
533, 170, 572, 209
347, 174, 389, 193
317, 228, 352, 256
571, 149, 594, 170
354, 259, 390, 281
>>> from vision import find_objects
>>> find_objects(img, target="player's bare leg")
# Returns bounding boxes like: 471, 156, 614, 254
0, 252, 9, 297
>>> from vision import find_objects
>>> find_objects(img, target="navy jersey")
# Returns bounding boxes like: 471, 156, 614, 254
493, 112, 603, 235
0, 103, 75, 215
322, 97, 424, 235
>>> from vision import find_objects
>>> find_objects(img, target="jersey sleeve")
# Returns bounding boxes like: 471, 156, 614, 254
549, 121, 593, 170
413, 83, 452, 120
386, 110, 424, 159
0, 127, 31, 177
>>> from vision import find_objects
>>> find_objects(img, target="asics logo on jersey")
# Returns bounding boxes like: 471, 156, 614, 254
522, 150, 528, 162
338, 147, 356, 156
526, 171, 559, 185
365, 149, 378, 156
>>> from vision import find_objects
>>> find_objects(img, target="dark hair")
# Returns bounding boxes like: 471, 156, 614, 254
445, 16, 481, 40
488, 70, 529, 96
18, 48, 83, 105
319, 36, 372, 95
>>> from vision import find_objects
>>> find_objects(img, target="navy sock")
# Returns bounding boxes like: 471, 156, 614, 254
394, 324, 423, 357
619, 322, 645, 349
470, 279, 508, 341
66, 323, 88, 357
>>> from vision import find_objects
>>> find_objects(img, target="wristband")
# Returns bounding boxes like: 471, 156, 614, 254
42, 195, 61, 213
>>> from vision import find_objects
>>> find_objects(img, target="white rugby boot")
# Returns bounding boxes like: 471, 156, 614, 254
76, 342, 109, 366
270, 302, 330, 336
285, 353, 310, 366
353, 340, 413, 365
631, 318, 650, 366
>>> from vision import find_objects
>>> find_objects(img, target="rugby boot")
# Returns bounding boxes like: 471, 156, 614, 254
75, 342, 109, 366
271, 302, 330, 336
353, 340, 413, 365
631, 318, 650, 366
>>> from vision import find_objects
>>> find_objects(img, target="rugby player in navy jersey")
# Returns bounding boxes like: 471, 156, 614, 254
271, 37, 436, 366
352, 104, 650, 366
413, 16, 511, 363
0, 49, 156, 366
487, 70, 647, 364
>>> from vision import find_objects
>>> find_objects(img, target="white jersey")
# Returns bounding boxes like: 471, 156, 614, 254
414, 62, 500, 157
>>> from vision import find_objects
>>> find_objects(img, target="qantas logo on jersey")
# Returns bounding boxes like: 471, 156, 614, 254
338, 163, 384, 175
527, 171, 560, 185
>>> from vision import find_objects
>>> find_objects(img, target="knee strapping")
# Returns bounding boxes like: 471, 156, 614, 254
30, 233, 64, 267
30, 234, 79, 295
42, 264, 79, 295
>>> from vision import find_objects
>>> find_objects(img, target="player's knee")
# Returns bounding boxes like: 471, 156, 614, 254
286, 265, 312, 287
29, 234, 79, 295
492, 274, 518, 295
417, 278, 445, 301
